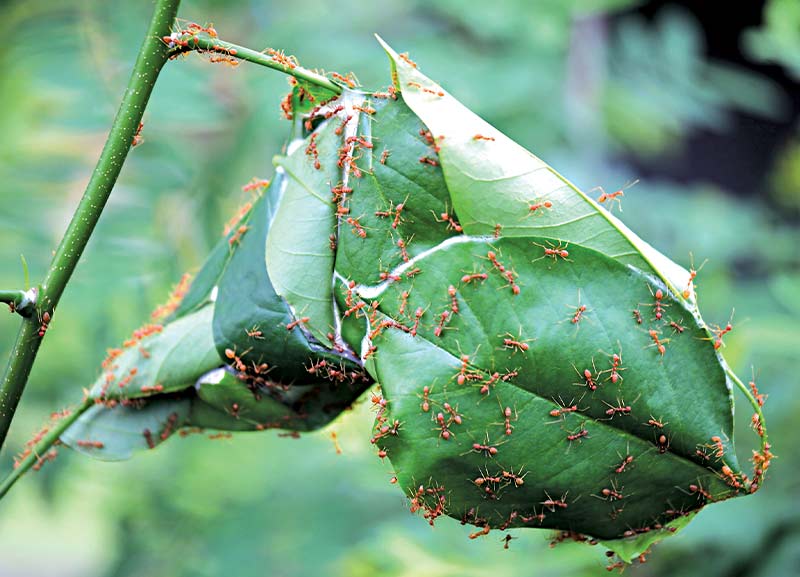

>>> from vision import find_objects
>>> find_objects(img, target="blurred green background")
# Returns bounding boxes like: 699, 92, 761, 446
0, 0, 798, 575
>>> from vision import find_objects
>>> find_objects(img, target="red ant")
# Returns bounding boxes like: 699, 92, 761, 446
37, 310, 51, 337
541, 490, 569, 512
668, 319, 686, 334
709, 435, 725, 458
473, 134, 496, 141
682, 253, 708, 299
397, 239, 410, 261
646, 415, 667, 429
419, 385, 432, 412
600, 349, 625, 384
397, 290, 410, 316
379, 149, 391, 164
528, 200, 553, 215
643, 287, 669, 321
632, 309, 643, 324
434, 208, 463, 233
549, 399, 580, 419
406, 81, 444, 97
286, 316, 310, 331
398, 52, 418, 68
572, 361, 599, 391
719, 463, 742, 489
687, 481, 714, 502
648, 329, 668, 356
472, 442, 499, 457
479, 372, 500, 395
564, 289, 590, 326
378, 269, 401, 282
566, 425, 589, 444
532, 240, 570, 263
447, 285, 459, 314
461, 272, 488, 284
656, 433, 670, 454
708, 311, 734, 350
433, 310, 450, 337
596, 480, 625, 501
443, 402, 462, 425
593, 179, 637, 212
131, 122, 144, 147
435, 411, 453, 440
346, 217, 366, 238
501, 331, 532, 354
749, 369, 766, 407
486, 250, 520, 295
520, 509, 547, 525
603, 398, 633, 418
245, 325, 264, 340
228, 224, 249, 247
502, 405, 515, 436
615, 454, 634, 474
502, 467, 527, 487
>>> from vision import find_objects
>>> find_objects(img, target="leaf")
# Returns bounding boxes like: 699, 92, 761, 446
61, 398, 191, 461
193, 367, 369, 432
266, 104, 350, 347
89, 304, 221, 401
213, 172, 361, 382
375, 36, 693, 299
334, 95, 458, 284
169, 233, 237, 321
363, 238, 740, 541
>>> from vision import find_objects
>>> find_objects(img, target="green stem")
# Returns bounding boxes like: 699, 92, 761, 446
0, 290, 27, 314
0, 290, 25, 305
0, 0, 181, 454
725, 365, 769, 453
173, 34, 343, 94
0, 399, 93, 500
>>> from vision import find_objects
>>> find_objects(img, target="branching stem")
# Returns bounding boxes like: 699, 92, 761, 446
171, 33, 343, 95
0, 399, 93, 500
0, 0, 181, 454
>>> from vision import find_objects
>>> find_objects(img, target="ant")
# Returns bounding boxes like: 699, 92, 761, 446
541, 490, 570, 512
500, 329, 534, 354
245, 325, 264, 340
682, 252, 708, 299
572, 360, 600, 391
532, 240, 570, 263
591, 179, 638, 213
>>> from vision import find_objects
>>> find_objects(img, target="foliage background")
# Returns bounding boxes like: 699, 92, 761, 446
0, 0, 798, 575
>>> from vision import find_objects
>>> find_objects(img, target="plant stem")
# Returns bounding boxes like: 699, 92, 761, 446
725, 366, 769, 454
0, 399, 93, 500
0, 0, 181, 454
173, 34, 343, 95
0, 290, 25, 305
0, 287, 37, 317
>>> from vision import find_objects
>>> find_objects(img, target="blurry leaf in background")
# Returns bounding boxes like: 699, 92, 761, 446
603, 6, 787, 157
743, 0, 800, 81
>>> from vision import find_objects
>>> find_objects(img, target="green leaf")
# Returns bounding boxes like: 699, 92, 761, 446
170, 233, 237, 321
194, 367, 369, 431
364, 237, 740, 541
213, 172, 358, 382
375, 36, 693, 299
89, 304, 220, 401
266, 108, 345, 347
600, 511, 697, 562
61, 398, 191, 461
334, 95, 458, 284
